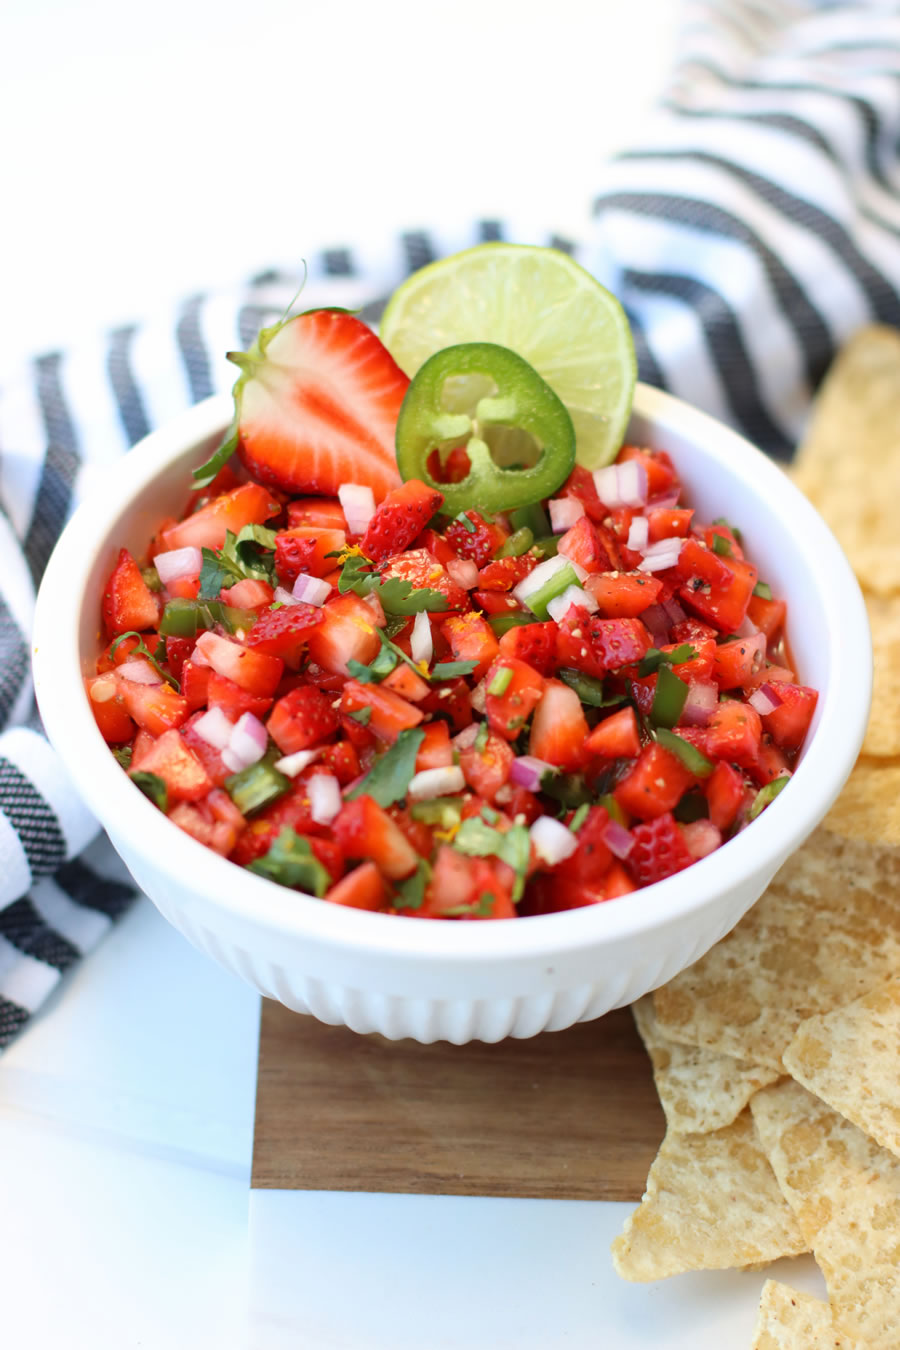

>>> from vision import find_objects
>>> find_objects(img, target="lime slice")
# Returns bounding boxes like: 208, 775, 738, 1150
380, 243, 637, 470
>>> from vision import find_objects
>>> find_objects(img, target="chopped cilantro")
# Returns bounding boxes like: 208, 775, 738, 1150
432, 660, 479, 680
336, 550, 449, 616
393, 858, 431, 911
453, 817, 531, 902
112, 745, 133, 769
246, 827, 331, 896
109, 630, 180, 691
442, 891, 496, 917
346, 643, 399, 684
637, 644, 697, 678
129, 770, 168, 812
199, 525, 276, 599
345, 727, 425, 808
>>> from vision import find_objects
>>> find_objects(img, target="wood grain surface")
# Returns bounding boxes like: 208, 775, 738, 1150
252, 998, 663, 1201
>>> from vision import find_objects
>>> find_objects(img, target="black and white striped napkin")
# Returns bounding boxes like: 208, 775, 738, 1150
0, 0, 897, 1048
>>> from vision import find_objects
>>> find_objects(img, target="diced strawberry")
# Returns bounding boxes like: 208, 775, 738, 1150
675, 539, 757, 634
614, 742, 695, 821
557, 515, 616, 573
96, 632, 166, 673
130, 729, 156, 766
584, 572, 662, 618
670, 618, 717, 645
444, 510, 508, 566
747, 593, 786, 641
585, 706, 641, 760
244, 602, 325, 665
274, 527, 347, 584
555, 611, 651, 679
164, 575, 201, 601
627, 812, 693, 886
360, 479, 444, 561
233, 310, 407, 501
219, 578, 274, 610
498, 621, 557, 676
647, 508, 693, 542
332, 795, 419, 879
414, 721, 453, 771
760, 683, 818, 751
712, 632, 767, 690
705, 699, 762, 768
421, 847, 514, 919
314, 740, 361, 786
472, 590, 522, 616
305, 592, 381, 676
194, 630, 283, 696
101, 549, 159, 637
553, 805, 612, 884
476, 555, 536, 591
267, 685, 340, 755
484, 657, 545, 742
380, 548, 468, 613
441, 612, 500, 681
418, 675, 472, 732
287, 497, 348, 530
129, 728, 212, 803
307, 836, 346, 888
324, 861, 388, 911
169, 794, 246, 857
505, 784, 542, 825
162, 636, 194, 683
206, 671, 273, 721
161, 483, 281, 553
749, 736, 792, 787
85, 676, 135, 743
382, 662, 431, 703
229, 785, 328, 865
181, 660, 211, 710
705, 760, 745, 831
662, 638, 716, 683
702, 522, 745, 560
528, 679, 590, 770
414, 527, 458, 568
117, 678, 190, 737
561, 464, 606, 522
341, 679, 424, 743
180, 711, 233, 787
458, 731, 515, 802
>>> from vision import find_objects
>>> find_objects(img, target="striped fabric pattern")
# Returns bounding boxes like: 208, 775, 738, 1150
0, 0, 897, 1048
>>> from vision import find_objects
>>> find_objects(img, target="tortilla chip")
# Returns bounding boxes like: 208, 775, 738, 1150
652, 828, 900, 1069
791, 326, 900, 596
822, 756, 900, 847
783, 976, 900, 1162
862, 594, 900, 757
751, 1080, 900, 1350
750, 1280, 856, 1349
632, 996, 779, 1133
611, 1110, 806, 1281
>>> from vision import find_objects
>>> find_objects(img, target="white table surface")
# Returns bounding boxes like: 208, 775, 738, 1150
2, 4, 831, 1346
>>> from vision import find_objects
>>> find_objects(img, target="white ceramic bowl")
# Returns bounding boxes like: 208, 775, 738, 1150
32, 385, 871, 1043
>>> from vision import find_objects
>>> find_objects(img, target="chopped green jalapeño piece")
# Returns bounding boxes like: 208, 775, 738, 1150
749, 774, 791, 820
395, 343, 576, 516
226, 758, 291, 815
655, 727, 714, 778
246, 828, 331, 896
650, 664, 689, 729
129, 770, 168, 812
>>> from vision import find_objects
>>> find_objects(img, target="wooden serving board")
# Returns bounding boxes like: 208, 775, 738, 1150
251, 999, 663, 1202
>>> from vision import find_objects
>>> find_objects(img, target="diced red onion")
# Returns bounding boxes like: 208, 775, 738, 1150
735, 612, 759, 638
637, 539, 683, 573
221, 712, 268, 773
154, 545, 202, 585
452, 723, 481, 751
647, 491, 680, 511
530, 815, 579, 866
292, 573, 331, 606
510, 755, 556, 792
680, 680, 719, 727
308, 773, 342, 825
274, 747, 322, 778
411, 610, 433, 666
447, 556, 479, 590
192, 706, 235, 750
116, 660, 161, 685
661, 594, 687, 626
602, 819, 635, 860
272, 586, 302, 607
549, 496, 585, 533
749, 682, 784, 716
407, 765, 466, 801
338, 483, 376, 536
626, 515, 649, 552
546, 583, 599, 624
682, 819, 723, 860
640, 603, 671, 645
593, 459, 648, 508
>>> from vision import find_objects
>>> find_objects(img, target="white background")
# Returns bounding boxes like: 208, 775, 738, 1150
0, 0, 678, 372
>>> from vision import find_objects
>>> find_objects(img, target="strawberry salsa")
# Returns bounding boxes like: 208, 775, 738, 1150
90, 310, 818, 920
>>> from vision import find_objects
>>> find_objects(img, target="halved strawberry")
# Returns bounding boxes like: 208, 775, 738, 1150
227, 310, 407, 500
102, 549, 160, 637
361, 479, 444, 562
